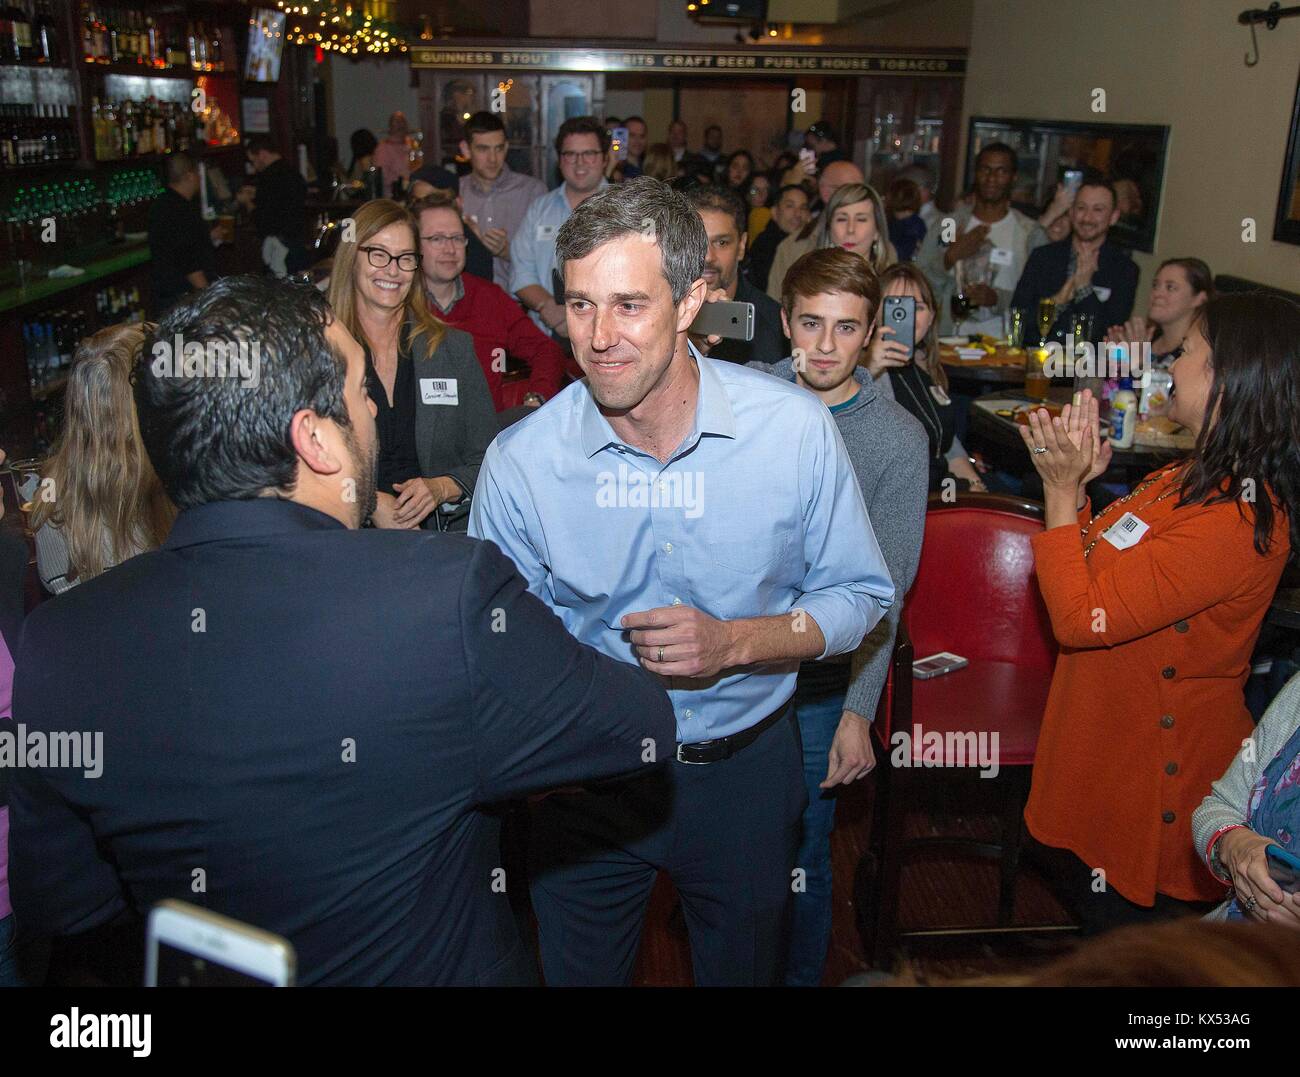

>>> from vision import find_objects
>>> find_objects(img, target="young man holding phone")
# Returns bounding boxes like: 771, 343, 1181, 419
748, 247, 928, 986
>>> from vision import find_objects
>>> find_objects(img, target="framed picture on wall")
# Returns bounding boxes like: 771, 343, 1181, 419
1273, 67, 1300, 245
966, 117, 1170, 253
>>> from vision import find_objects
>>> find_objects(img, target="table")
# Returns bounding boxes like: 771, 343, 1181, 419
939, 342, 1028, 386
968, 389, 1194, 471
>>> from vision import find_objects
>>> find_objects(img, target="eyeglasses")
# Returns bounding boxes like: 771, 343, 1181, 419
359, 245, 420, 272
421, 233, 468, 248
559, 149, 603, 164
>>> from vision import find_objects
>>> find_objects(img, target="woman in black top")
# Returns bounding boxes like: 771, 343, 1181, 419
866, 262, 985, 492
327, 199, 496, 531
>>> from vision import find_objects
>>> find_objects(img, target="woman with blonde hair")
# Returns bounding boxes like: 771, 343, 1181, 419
864, 262, 985, 492
641, 142, 676, 184
327, 198, 496, 531
31, 323, 175, 593
815, 182, 896, 274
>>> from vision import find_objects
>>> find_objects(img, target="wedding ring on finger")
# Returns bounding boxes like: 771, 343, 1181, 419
657, 646, 664, 663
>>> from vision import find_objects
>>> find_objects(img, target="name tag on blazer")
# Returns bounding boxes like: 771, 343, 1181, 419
420, 377, 459, 405
989, 246, 1013, 267
1102, 511, 1150, 550
535, 222, 558, 242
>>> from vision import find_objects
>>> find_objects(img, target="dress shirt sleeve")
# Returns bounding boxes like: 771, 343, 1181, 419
794, 406, 894, 660
1030, 494, 1286, 649
468, 441, 549, 598
844, 419, 928, 721
460, 537, 675, 802
509, 197, 546, 296
1192, 674, 1300, 881
9, 628, 130, 937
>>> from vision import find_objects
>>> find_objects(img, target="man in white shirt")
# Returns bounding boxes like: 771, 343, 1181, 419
916, 143, 1045, 336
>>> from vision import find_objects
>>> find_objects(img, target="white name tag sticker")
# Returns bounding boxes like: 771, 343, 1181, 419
1094, 285, 1112, 302
1102, 511, 1150, 550
420, 377, 458, 405
535, 223, 558, 241
988, 246, 1013, 267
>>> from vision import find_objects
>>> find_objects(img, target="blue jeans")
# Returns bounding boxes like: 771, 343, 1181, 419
783, 692, 845, 987
0, 914, 25, 987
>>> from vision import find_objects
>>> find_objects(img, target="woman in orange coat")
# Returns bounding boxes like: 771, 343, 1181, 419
1017, 292, 1300, 933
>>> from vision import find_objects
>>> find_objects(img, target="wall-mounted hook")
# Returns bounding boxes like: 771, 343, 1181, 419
1239, 3, 1297, 67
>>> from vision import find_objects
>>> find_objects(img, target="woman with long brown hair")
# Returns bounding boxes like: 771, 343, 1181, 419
327, 198, 496, 531
864, 262, 985, 492
30, 324, 175, 594
1020, 291, 1300, 934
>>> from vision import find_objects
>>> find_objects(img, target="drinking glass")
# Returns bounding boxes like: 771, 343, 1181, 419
1024, 347, 1050, 401
1004, 308, 1026, 348
1036, 298, 1056, 345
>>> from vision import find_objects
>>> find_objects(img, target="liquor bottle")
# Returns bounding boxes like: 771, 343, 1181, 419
165, 21, 184, 68
144, 13, 158, 67
186, 19, 197, 70
34, 0, 56, 63
194, 20, 208, 72
12, 1, 32, 62
210, 23, 222, 72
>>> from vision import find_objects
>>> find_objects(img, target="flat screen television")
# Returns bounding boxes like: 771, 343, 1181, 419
245, 9, 286, 83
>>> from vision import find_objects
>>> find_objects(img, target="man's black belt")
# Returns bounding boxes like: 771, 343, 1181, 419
675, 699, 793, 765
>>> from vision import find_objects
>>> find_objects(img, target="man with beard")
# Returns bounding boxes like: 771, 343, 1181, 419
1011, 178, 1138, 342
748, 248, 928, 985
683, 186, 788, 364
8, 276, 673, 986
470, 177, 894, 986
917, 142, 1046, 336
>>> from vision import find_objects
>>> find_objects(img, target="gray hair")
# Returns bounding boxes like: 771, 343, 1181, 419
554, 176, 706, 305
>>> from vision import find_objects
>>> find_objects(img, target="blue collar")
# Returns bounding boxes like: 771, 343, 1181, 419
578, 343, 737, 459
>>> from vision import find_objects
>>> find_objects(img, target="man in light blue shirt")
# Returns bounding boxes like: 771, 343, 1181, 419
470, 176, 893, 987
511, 116, 609, 336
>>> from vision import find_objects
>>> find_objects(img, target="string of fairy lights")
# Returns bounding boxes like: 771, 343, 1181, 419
274, 2, 410, 56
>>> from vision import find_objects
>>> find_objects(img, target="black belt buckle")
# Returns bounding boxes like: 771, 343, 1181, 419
674, 699, 791, 766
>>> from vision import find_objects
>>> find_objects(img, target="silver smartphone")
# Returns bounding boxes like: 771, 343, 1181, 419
691, 300, 754, 342
912, 652, 970, 680
146, 900, 296, 986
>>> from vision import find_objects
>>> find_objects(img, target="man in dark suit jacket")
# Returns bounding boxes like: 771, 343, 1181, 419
684, 185, 789, 365
8, 276, 674, 986
1010, 178, 1138, 343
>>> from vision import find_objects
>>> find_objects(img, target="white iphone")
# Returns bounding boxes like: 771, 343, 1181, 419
912, 652, 970, 680
145, 900, 296, 987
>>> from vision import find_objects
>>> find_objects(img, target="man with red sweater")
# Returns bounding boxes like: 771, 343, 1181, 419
412, 192, 570, 412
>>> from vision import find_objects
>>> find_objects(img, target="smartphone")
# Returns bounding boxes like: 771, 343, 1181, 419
1266, 845, 1300, 893
691, 300, 754, 342
1063, 168, 1084, 193
882, 294, 916, 359
611, 126, 629, 163
146, 900, 296, 986
912, 652, 969, 679
798, 147, 817, 175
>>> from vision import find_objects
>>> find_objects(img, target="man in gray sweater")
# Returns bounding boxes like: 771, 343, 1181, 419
748, 247, 929, 986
